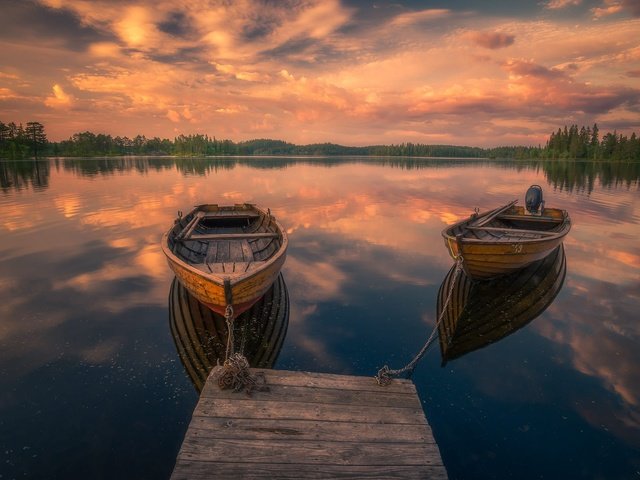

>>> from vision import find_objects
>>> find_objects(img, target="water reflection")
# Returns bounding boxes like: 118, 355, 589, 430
1, 157, 638, 194
1, 156, 638, 480
169, 273, 289, 393
0, 159, 49, 192
437, 245, 566, 364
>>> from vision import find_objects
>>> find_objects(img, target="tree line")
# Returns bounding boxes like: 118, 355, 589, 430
1, 120, 638, 160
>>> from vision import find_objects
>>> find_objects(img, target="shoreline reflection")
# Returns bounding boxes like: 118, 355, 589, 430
437, 245, 566, 365
169, 273, 289, 393
2, 157, 638, 194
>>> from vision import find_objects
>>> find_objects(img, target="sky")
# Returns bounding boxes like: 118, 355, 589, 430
1, 0, 639, 147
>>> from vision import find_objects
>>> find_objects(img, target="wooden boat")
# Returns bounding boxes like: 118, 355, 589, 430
442, 187, 570, 280
161, 204, 288, 317
169, 273, 289, 393
437, 244, 566, 365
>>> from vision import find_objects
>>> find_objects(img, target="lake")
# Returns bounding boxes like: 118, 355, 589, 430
1, 157, 639, 479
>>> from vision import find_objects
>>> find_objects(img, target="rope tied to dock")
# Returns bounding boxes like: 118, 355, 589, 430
375, 258, 464, 386
216, 353, 270, 395
216, 297, 270, 395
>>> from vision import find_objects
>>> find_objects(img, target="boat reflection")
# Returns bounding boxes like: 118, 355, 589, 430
437, 244, 566, 365
169, 273, 289, 393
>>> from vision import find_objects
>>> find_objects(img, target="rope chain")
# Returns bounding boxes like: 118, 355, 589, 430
375, 258, 463, 386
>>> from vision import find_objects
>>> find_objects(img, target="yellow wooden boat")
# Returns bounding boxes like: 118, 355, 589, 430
442, 186, 571, 280
437, 244, 566, 364
169, 273, 289, 393
161, 203, 287, 317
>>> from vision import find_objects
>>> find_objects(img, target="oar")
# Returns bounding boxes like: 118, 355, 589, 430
470, 199, 517, 228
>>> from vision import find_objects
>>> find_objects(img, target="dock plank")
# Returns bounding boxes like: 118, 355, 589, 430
172, 463, 448, 480
171, 368, 448, 479
187, 417, 434, 443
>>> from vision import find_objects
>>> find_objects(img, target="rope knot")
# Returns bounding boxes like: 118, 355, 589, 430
375, 365, 393, 387
216, 353, 269, 396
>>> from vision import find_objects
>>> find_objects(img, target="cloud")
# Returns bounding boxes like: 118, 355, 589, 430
503, 59, 565, 79
166, 109, 180, 123
44, 83, 74, 108
544, 0, 582, 9
591, 0, 640, 18
390, 9, 453, 27
468, 31, 516, 49
592, 3, 624, 17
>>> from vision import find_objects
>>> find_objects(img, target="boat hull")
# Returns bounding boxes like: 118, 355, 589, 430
161, 203, 288, 316
453, 235, 565, 279
165, 250, 286, 316
442, 204, 570, 280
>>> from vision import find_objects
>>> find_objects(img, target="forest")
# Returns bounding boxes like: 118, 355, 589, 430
1, 120, 638, 161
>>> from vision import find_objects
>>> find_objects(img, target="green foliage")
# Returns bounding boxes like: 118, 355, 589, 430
542, 124, 639, 161
1, 120, 638, 161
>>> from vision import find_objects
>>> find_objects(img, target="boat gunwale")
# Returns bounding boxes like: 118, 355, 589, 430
160, 203, 289, 286
441, 206, 571, 245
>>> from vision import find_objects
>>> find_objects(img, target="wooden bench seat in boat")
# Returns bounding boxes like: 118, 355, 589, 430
188, 232, 279, 241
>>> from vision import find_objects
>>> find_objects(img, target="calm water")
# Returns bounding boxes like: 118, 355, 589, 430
1, 157, 639, 479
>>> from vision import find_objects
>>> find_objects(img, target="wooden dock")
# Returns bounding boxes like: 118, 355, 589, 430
171, 368, 448, 479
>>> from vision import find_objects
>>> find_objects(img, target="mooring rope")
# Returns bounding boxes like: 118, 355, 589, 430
216, 353, 269, 395
224, 304, 235, 361
215, 303, 270, 395
375, 258, 463, 386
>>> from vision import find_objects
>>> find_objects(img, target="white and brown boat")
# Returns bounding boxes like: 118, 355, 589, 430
161, 204, 287, 317
442, 186, 571, 280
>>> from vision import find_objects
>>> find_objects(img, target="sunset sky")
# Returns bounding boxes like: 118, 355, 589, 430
1, 0, 639, 146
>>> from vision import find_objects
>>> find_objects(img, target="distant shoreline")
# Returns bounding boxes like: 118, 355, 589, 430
3, 155, 639, 163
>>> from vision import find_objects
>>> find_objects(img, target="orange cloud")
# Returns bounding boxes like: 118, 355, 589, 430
44, 83, 74, 108
545, 0, 582, 9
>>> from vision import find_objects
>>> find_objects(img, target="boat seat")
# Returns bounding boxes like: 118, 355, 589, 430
465, 226, 559, 237
498, 214, 563, 223
188, 232, 279, 241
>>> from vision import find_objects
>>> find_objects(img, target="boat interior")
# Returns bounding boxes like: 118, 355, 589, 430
451, 205, 568, 242
168, 207, 283, 275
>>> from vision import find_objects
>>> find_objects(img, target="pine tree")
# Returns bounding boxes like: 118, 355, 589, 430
25, 122, 47, 158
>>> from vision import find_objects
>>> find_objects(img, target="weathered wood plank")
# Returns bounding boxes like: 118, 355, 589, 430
205, 242, 218, 265
200, 382, 421, 409
240, 239, 254, 261
172, 462, 448, 480
190, 232, 279, 240
202, 212, 261, 219
187, 416, 434, 443
229, 241, 245, 262
215, 241, 231, 262
179, 437, 442, 466
215, 369, 416, 395
195, 398, 427, 425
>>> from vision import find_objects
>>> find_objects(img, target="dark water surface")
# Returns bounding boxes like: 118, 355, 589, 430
1, 157, 639, 479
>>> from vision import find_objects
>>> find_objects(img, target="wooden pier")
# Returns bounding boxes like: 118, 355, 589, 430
171, 368, 448, 479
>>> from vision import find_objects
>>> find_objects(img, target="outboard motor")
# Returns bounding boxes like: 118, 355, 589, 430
525, 185, 544, 214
